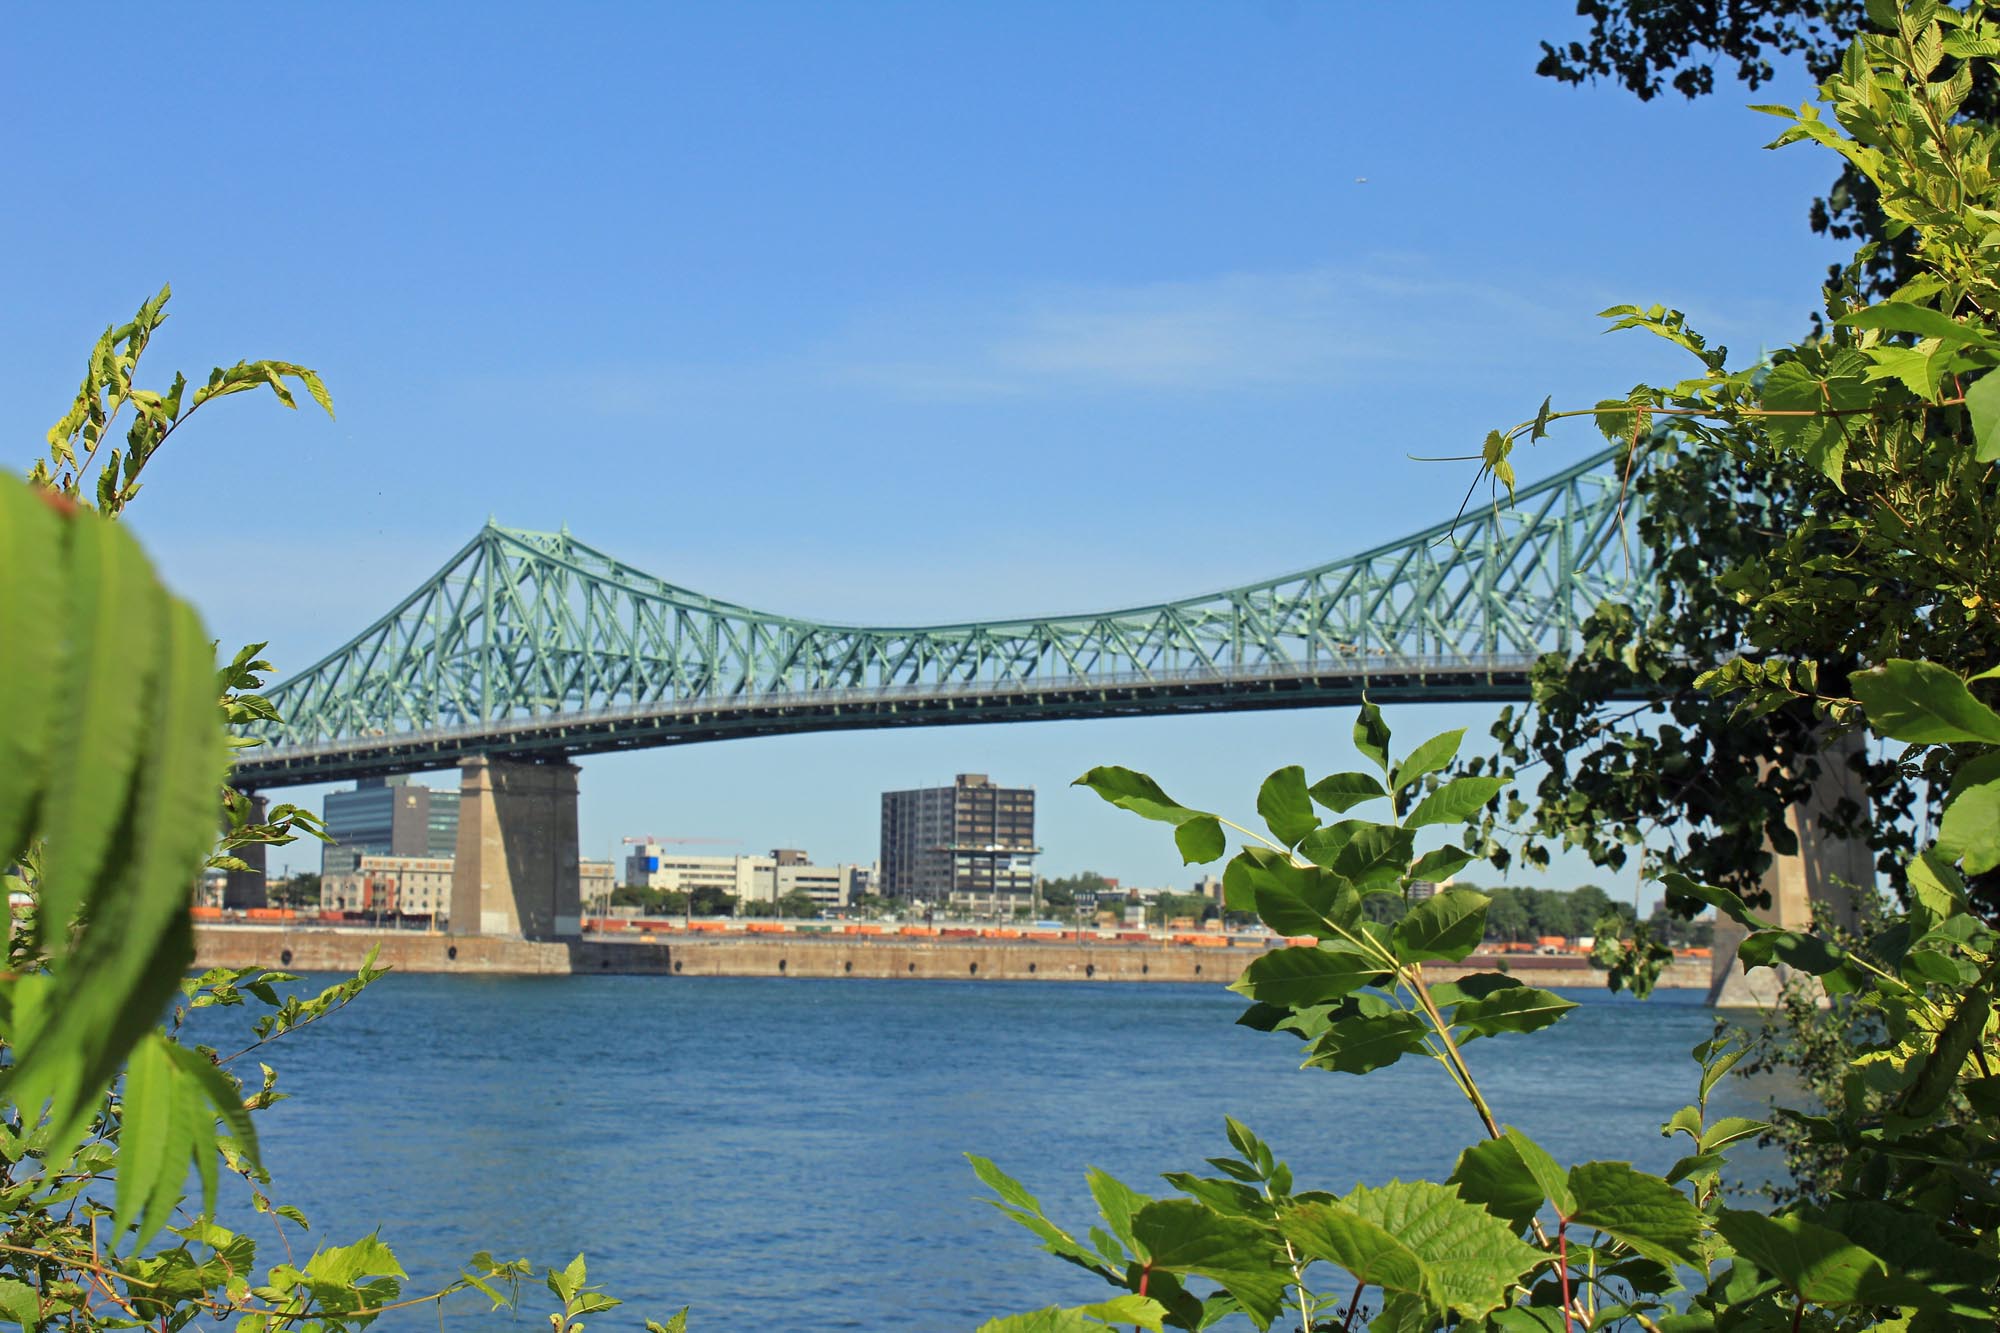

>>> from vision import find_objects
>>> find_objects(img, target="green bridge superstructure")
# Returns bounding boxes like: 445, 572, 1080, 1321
235, 447, 1651, 788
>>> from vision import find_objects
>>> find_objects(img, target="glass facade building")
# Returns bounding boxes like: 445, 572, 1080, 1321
321, 777, 460, 875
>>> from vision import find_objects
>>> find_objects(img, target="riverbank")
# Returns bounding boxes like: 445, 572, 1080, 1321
193, 926, 1710, 988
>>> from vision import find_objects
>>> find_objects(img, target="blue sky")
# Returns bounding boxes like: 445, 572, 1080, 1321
0, 5, 1844, 897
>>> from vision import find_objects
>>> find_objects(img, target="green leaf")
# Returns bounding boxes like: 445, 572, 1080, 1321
1567, 1162, 1705, 1269
1073, 767, 1216, 827
0, 483, 63, 864
977, 1309, 1091, 1333
1256, 766, 1319, 847
1697, 1117, 1770, 1153
1326, 822, 1416, 891
1250, 862, 1361, 940
0, 1278, 38, 1330
1308, 771, 1387, 814
1306, 1012, 1429, 1074
1392, 729, 1466, 796
1408, 846, 1475, 883
1173, 816, 1226, 865
1403, 776, 1506, 830
1501, 1128, 1576, 1218
12, 507, 226, 1159
1079, 1295, 1168, 1330
1850, 660, 2000, 744
1712, 1210, 1892, 1307
1130, 1201, 1289, 1328
1229, 946, 1388, 1006
1938, 781, 2000, 875
1897, 983, 1992, 1120
1448, 1136, 1547, 1231
1966, 368, 2000, 461
1732, 930, 1830, 974
1392, 889, 1490, 963
1086, 1167, 1150, 1257
1281, 1201, 1428, 1294
1451, 987, 1576, 1039
1658, 872, 1771, 931
1337, 1180, 1544, 1319
1835, 300, 2000, 347
1354, 702, 1392, 772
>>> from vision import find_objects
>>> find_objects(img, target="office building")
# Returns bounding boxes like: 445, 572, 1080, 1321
321, 777, 460, 875
621, 844, 867, 911
879, 774, 1038, 908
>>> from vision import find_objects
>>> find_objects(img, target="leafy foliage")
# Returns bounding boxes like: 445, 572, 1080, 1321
983, 8, 2000, 1327
2, 295, 683, 1329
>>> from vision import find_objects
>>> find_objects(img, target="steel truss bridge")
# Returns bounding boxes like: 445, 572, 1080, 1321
235, 447, 1653, 788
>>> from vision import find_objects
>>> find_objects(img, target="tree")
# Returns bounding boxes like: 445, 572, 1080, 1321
1484, 886, 1531, 941
1538, 0, 1999, 297
268, 870, 321, 908
775, 889, 819, 919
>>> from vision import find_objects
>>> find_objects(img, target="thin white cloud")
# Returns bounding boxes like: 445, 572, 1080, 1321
815, 262, 1601, 402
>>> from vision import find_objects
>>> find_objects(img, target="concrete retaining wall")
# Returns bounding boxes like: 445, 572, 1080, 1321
193, 927, 1707, 989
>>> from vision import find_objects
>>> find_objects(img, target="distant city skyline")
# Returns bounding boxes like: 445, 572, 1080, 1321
0, 5, 1845, 904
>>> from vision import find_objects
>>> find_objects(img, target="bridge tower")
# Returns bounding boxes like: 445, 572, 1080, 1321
1708, 732, 1871, 1006
450, 755, 583, 939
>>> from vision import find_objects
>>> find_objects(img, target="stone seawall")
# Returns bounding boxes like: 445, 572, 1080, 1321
194, 927, 1708, 989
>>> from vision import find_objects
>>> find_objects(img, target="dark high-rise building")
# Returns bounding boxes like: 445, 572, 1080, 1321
322, 777, 460, 875
879, 774, 1037, 906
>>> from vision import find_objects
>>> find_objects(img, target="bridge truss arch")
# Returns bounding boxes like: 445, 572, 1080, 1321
237, 447, 1651, 787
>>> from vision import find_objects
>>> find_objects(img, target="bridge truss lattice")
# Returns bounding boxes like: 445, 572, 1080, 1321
237, 447, 1651, 787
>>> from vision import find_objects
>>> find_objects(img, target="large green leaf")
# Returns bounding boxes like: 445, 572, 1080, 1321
1713, 1210, 1894, 1307
1173, 816, 1227, 866
1306, 1012, 1430, 1074
1337, 1180, 1544, 1319
112, 1033, 256, 1252
1500, 1128, 1576, 1218
1658, 873, 1771, 931
1967, 368, 2000, 461
1937, 780, 2000, 875
1849, 659, 2000, 745
1251, 863, 1361, 941
1392, 729, 1466, 796
1896, 983, 1992, 1120
1308, 771, 1387, 814
1130, 1200, 1289, 1329
1450, 987, 1576, 1039
1567, 1162, 1705, 1269
1392, 889, 1490, 964
1257, 766, 1318, 847
1835, 300, 2000, 347
7, 503, 227, 1157
1329, 823, 1416, 892
1280, 1201, 1427, 1294
1230, 946, 1387, 1007
1073, 767, 1216, 827
0, 483, 63, 863
1354, 702, 1392, 772
1448, 1137, 1547, 1231
1404, 777, 1506, 830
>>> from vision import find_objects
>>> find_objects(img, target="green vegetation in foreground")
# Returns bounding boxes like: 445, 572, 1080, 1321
0, 293, 687, 1328
976, 6, 2000, 1329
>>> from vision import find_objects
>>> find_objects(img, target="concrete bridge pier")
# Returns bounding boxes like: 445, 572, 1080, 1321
451, 755, 582, 939
222, 793, 269, 909
1709, 732, 1871, 1007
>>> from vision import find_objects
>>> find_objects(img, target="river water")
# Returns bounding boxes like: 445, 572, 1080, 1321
199, 975, 1777, 1331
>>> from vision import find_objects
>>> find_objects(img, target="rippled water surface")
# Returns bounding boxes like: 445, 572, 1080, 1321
203, 974, 1772, 1331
